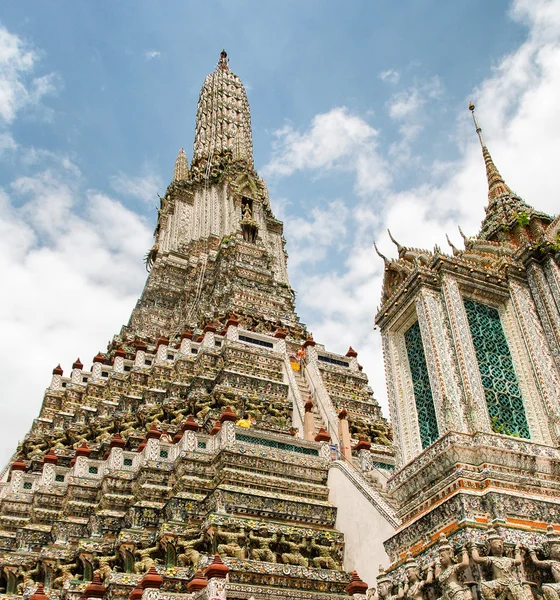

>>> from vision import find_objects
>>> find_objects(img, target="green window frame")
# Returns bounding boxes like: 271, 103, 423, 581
404, 320, 439, 449
463, 299, 530, 438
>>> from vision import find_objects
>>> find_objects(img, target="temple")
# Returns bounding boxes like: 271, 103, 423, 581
0, 52, 394, 600
2, 52, 560, 600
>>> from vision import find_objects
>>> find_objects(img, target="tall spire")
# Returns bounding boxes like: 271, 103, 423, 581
173, 148, 188, 181
469, 102, 513, 200
192, 51, 254, 172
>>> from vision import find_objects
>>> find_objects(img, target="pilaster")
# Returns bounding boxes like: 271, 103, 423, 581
441, 275, 491, 432
415, 289, 467, 434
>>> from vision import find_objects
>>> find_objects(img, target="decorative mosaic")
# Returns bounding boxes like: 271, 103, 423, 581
463, 299, 530, 438
404, 321, 439, 449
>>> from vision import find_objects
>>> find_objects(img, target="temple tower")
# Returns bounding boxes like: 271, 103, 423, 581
375, 104, 560, 581
0, 52, 395, 600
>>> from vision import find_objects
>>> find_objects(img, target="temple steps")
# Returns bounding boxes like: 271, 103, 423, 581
292, 369, 323, 437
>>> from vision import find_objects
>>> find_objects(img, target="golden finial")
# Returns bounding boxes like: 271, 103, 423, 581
219, 49, 229, 71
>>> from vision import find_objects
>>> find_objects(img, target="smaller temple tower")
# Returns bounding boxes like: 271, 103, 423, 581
375, 104, 560, 578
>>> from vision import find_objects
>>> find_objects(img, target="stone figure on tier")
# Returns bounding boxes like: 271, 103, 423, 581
434, 534, 470, 600
52, 562, 76, 589
216, 526, 246, 559
310, 535, 339, 569
249, 527, 277, 563
177, 532, 206, 566
403, 553, 432, 600
279, 532, 309, 567
242, 203, 252, 221
470, 528, 532, 600
528, 525, 560, 600
372, 566, 403, 600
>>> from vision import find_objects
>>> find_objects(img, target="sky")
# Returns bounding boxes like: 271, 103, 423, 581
1, 0, 560, 465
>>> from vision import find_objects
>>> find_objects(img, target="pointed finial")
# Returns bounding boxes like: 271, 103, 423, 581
469, 102, 513, 200
446, 234, 460, 255
387, 229, 404, 254
174, 148, 188, 181
218, 50, 229, 71
458, 225, 469, 244
373, 241, 389, 264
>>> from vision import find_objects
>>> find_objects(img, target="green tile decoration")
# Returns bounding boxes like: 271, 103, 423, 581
404, 321, 439, 449
463, 299, 530, 438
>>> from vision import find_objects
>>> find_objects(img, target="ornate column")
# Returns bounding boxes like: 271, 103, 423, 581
416, 288, 467, 434
527, 261, 560, 370
225, 317, 239, 342
509, 278, 560, 440
441, 275, 492, 432
91, 353, 104, 380
155, 337, 169, 364
50, 365, 63, 390
382, 331, 421, 466
202, 324, 216, 349
134, 342, 147, 368
338, 409, 352, 462
179, 330, 192, 355
113, 348, 126, 373
71, 358, 84, 385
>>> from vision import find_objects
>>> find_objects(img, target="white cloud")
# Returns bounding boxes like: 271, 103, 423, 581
0, 24, 57, 124
379, 69, 400, 84
0, 132, 16, 155
263, 107, 391, 197
0, 22, 153, 464
0, 166, 152, 463
144, 50, 161, 60
110, 170, 164, 205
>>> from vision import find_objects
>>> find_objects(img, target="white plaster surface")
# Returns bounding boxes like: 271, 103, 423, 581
328, 464, 395, 590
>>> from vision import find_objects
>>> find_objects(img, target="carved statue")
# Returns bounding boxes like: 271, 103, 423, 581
403, 553, 432, 600
16, 563, 40, 594
242, 203, 252, 220
134, 544, 160, 573
52, 562, 76, 589
216, 526, 246, 559
310, 535, 339, 570
434, 534, 470, 600
94, 555, 117, 582
279, 532, 309, 567
470, 528, 532, 600
177, 533, 206, 567
375, 566, 403, 600
529, 525, 560, 600
249, 527, 277, 563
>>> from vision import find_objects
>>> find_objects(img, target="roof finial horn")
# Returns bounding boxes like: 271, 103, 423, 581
446, 233, 460, 256
373, 241, 389, 264
387, 229, 404, 254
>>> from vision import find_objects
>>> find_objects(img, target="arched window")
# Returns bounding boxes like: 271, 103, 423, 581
404, 321, 439, 448
463, 299, 530, 438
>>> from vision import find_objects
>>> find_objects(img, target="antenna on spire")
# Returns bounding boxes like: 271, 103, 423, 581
219, 49, 229, 71
469, 102, 513, 200
469, 102, 486, 148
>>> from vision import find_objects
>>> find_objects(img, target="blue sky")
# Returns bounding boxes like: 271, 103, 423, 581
1, 0, 560, 464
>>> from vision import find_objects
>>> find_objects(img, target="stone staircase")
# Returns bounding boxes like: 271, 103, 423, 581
293, 368, 324, 438
363, 469, 399, 511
